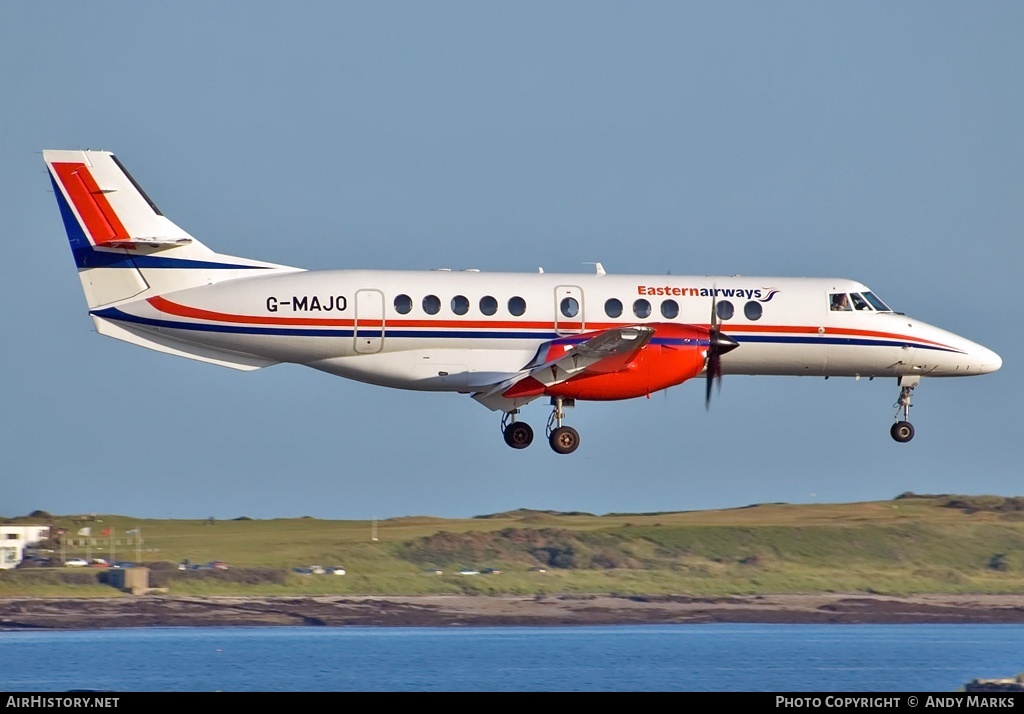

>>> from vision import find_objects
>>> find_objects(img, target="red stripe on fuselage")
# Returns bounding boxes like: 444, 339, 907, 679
144, 297, 957, 350
51, 162, 130, 245
149, 295, 356, 326
718, 323, 955, 351
585, 321, 955, 351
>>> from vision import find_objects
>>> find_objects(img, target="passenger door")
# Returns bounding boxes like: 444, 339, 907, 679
354, 289, 385, 354
554, 285, 585, 335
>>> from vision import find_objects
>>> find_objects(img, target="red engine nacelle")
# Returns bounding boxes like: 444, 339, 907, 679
505, 323, 710, 401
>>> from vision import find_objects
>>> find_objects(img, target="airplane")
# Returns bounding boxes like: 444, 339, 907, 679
42, 149, 1002, 454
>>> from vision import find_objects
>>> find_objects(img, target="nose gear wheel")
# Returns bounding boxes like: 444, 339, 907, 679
890, 378, 917, 443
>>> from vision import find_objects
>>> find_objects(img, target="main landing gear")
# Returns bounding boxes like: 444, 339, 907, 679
890, 376, 919, 443
501, 410, 534, 449
546, 397, 579, 455
500, 397, 580, 454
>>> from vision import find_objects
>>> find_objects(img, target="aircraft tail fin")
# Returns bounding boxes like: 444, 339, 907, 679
43, 149, 298, 309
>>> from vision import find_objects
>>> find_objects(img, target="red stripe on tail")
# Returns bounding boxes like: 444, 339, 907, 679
51, 162, 130, 245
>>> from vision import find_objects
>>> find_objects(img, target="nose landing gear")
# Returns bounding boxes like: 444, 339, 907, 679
890, 376, 919, 443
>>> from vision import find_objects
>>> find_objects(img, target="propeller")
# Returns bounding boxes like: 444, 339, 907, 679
705, 294, 740, 410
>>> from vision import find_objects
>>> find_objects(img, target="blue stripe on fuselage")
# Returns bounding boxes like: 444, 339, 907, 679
735, 334, 960, 353
91, 307, 962, 353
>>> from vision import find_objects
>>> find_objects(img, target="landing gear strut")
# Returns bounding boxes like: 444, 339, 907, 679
546, 397, 579, 455
501, 410, 534, 449
890, 376, 919, 443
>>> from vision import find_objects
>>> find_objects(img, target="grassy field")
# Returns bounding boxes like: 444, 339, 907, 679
2, 493, 1024, 597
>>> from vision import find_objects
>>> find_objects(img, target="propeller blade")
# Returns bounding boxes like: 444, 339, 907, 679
706, 294, 719, 409
705, 294, 739, 410
705, 354, 717, 408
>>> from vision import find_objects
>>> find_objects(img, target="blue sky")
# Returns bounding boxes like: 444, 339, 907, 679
3, 2, 1021, 520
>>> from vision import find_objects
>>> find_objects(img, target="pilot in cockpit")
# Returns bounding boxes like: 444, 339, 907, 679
830, 293, 851, 311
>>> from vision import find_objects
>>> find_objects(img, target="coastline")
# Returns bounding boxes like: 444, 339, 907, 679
4, 593, 1024, 630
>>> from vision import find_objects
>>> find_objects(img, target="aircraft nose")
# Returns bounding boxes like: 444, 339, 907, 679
977, 345, 1002, 374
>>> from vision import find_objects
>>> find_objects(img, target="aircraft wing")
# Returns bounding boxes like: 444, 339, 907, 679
472, 326, 654, 411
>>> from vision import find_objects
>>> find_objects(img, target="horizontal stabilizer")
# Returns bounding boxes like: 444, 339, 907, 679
92, 316, 278, 371
102, 237, 193, 249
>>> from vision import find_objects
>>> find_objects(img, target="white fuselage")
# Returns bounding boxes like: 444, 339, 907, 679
94, 268, 1002, 399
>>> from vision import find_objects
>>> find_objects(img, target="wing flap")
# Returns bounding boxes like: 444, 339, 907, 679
524, 325, 653, 387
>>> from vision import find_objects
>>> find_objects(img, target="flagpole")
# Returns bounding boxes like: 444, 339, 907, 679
109, 528, 115, 564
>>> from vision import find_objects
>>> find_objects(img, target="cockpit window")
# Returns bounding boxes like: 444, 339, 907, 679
829, 293, 852, 311
862, 292, 891, 312
850, 293, 871, 311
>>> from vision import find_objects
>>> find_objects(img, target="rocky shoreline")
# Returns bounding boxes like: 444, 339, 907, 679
4, 593, 1024, 630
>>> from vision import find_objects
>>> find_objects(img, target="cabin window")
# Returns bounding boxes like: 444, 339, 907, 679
394, 294, 412, 315
744, 300, 762, 321
829, 293, 852, 311
604, 298, 623, 318
423, 294, 441, 315
850, 293, 871, 311
480, 295, 498, 316
560, 297, 580, 318
633, 299, 651, 319
716, 300, 734, 320
508, 296, 527, 317
660, 299, 679, 319
451, 295, 470, 315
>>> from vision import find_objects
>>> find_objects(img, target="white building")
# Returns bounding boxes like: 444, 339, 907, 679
0, 525, 50, 569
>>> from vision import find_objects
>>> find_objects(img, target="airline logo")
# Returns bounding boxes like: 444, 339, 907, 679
637, 285, 781, 302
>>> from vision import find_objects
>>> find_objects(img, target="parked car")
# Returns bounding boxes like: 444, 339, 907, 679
64, 558, 89, 567
328, 567, 346, 575
18, 557, 53, 568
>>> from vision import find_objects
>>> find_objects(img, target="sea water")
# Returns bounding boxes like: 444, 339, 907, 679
1, 624, 1021, 692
